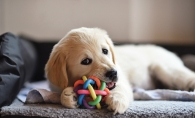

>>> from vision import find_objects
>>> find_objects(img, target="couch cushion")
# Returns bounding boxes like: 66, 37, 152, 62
0, 33, 37, 107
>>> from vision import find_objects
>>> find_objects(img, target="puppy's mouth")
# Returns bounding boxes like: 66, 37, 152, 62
106, 82, 116, 90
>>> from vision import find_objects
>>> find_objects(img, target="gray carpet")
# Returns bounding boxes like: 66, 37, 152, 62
1, 99, 195, 118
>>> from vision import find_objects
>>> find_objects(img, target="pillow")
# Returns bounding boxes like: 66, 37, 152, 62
0, 33, 37, 107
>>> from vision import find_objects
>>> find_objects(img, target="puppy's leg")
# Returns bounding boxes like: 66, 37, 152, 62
150, 63, 195, 91
105, 74, 133, 114
61, 87, 79, 108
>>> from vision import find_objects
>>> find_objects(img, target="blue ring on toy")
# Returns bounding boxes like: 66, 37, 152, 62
78, 94, 85, 105
83, 79, 95, 89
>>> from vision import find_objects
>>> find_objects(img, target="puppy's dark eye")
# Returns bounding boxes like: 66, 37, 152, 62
102, 49, 108, 55
81, 58, 92, 65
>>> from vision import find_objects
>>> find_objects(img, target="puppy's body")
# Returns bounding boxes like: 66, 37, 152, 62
115, 45, 186, 90
45, 27, 195, 114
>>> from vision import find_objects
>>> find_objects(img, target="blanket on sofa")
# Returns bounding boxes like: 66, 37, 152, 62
16, 80, 195, 104
25, 88, 195, 105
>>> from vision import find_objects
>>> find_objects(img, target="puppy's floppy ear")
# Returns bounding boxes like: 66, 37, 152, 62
107, 38, 116, 64
101, 29, 116, 64
45, 45, 68, 90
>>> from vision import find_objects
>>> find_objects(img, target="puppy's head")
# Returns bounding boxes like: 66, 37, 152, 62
45, 27, 117, 91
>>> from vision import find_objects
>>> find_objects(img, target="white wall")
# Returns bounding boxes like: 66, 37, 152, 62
129, 0, 195, 44
0, 0, 195, 45
0, 0, 129, 42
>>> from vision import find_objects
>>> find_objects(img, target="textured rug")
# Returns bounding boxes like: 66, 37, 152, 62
2, 80, 195, 118
0, 79, 195, 118
1, 99, 195, 118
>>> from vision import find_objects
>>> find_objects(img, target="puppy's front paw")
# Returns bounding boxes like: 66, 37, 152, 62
61, 87, 78, 108
105, 91, 132, 114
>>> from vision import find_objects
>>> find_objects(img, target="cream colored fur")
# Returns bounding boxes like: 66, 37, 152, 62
45, 27, 195, 114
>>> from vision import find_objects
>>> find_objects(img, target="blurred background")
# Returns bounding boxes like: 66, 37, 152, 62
0, 0, 195, 45
0, 0, 195, 82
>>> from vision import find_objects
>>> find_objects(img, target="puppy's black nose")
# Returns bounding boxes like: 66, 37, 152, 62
105, 69, 117, 81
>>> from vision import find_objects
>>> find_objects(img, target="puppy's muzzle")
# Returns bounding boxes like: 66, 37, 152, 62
105, 69, 118, 82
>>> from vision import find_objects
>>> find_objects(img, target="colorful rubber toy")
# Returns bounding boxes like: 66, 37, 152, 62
73, 76, 110, 109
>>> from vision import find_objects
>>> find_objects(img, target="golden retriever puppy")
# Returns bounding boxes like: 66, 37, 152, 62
45, 27, 195, 114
